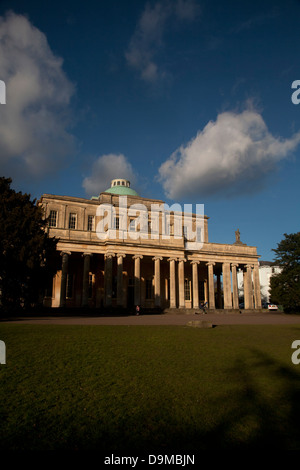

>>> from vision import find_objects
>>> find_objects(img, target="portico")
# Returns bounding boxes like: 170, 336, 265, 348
53, 249, 261, 312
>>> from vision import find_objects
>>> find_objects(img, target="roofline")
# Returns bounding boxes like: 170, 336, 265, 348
38, 193, 209, 218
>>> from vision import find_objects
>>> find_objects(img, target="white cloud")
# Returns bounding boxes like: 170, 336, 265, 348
82, 154, 137, 196
125, 0, 200, 83
0, 11, 75, 180
158, 109, 300, 199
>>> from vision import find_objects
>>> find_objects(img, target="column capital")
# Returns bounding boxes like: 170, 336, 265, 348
178, 257, 186, 262
206, 261, 215, 267
246, 264, 254, 269
132, 254, 143, 260
167, 257, 177, 262
231, 262, 239, 268
116, 253, 126, 258
82, 252, 93, 257
60, 251, 71, 257
104, 252, 115, 259
152, 256, 163, 261
190, 260, 200, 265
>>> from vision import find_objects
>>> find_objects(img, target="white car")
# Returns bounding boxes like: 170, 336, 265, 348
268, 303, 278, 311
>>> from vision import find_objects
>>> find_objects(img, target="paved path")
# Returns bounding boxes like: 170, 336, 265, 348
2, 312, 300, 326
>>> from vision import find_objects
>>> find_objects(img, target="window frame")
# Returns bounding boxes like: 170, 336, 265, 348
87, 214, 95, 232
68, 213, 77, 230
114, 216, 120, 230
48, 210, 57, 228
184, 278, 191, 301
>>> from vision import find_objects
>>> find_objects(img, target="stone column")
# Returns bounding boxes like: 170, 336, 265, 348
253, 264, 262, 309
178, 258, 186, 308
191, 261, 200, 309
243, 268, 248, 309
216, 272, 222, 308
104, 253, 114, 307
206, 262, 215, 309
60, 251, 71, 308
117, 254, 126, 307
244, 264, 254, 309
231, 263, 239, 309
204, 279, 208, 304
153, 256, 163, 307
82, 253, 92, 308
222, 262, 232, 309
168, 258, 177, 308
133, 255, 143, 306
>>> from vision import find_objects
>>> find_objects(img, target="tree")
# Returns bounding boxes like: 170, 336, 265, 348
269, 232, 300, 313
0, 177, 57, 314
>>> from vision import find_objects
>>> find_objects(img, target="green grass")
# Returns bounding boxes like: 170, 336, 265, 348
1, 324, 300, 451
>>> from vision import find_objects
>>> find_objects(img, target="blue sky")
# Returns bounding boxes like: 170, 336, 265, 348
0, 0, 300, 261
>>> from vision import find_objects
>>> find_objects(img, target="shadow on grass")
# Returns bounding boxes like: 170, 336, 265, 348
1, 349, 300, 452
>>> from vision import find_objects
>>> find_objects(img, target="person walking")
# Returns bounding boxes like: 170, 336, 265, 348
200, 302, 208, 314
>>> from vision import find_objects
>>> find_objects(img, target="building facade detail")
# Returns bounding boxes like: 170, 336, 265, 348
39, 179, 262, 312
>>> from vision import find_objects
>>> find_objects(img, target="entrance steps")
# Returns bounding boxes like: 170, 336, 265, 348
163, 308, 263, 315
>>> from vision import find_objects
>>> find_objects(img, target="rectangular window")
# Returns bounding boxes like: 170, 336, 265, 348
114, 216, 120, 230
49, 210, 57, 228
184, 279, 191, 301
66, 274, 73, 299
196, 226, 201, 242
146, 279, 153, 300
129, 218, 135, 231
87, 215, 95, 231
69, 213, 77, 229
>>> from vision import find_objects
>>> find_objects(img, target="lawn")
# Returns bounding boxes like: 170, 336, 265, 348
1, 323, 300, 452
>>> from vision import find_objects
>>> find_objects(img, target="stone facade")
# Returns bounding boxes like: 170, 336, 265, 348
38, 180, 262, 312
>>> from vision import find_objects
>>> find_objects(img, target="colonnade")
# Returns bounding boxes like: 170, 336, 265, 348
59, 251, 262, 310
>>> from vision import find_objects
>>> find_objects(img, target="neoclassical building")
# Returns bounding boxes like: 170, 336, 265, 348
39, 179, 262, 312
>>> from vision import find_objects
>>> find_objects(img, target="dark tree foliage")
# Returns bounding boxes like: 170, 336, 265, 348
0, 177, 57, 314
270, 232, 300, 313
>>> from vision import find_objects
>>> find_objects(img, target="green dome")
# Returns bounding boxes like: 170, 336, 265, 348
104, 185, 139, 196
103, 178, 139, 197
